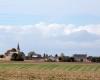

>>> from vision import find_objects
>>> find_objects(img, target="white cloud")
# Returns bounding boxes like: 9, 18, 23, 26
0, 23, 100, 39
0, 23, 100, 56
0, 23, 100, 42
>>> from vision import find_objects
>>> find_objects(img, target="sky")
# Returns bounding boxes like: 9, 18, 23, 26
0, 0, 100, 56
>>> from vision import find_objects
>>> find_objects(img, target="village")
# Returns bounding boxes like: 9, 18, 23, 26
0, 43, 100, 63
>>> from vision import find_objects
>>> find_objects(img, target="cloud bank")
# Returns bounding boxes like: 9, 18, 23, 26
0, 23, 100, 56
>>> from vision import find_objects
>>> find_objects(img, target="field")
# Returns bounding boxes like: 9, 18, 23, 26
0, 61, 100, 80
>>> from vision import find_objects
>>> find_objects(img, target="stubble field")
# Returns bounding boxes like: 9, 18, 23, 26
0, 61, 100, 80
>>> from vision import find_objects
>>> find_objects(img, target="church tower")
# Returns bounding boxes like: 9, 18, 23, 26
17, 43, 20, 52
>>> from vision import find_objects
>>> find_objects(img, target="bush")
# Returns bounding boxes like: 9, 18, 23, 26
91, 57, 100, 62
11, 53, 24, 61
16, 54, 24, 61
0, 55, 5, 58
11, 53, 18, 61
59, 56, 75, 62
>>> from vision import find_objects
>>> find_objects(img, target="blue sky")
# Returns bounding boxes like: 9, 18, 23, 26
0, 0, 100, 25
0, 14, 100, 25
0, 0, 100, 56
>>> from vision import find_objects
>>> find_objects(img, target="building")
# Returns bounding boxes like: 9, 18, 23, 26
5, 43, 25, 61
44, 55, 59, 62
73, 54, 87, 62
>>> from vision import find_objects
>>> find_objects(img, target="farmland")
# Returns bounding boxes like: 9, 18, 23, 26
0, 61, 100, 80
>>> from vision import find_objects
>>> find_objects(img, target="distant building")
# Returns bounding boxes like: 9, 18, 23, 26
4, 43, 25, 61
73, 54, 87, 62
44, 55, 59, 62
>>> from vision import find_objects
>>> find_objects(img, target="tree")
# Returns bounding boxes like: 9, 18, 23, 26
11, 53, 18, 61
70, 57, 75, 62
45, 54, 48, 58
59, 53, 65, 62
11, 52, 25, 61
0, 55, 5, 58
60, 53, 65, 57
43, 53, 46, 58
16, 54, 24, 61
28, 51, 36, 58
19, 52, 25, 59
91, 57, 100, 62
55, 54, 58, 58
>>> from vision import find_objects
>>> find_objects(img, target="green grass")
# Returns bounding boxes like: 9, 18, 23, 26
0, 62, 100, 72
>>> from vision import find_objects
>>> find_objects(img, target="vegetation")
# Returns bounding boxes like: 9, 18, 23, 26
0, 55, 5, 58
90, 57, 100, 62
11, 53, 24, 61
0, 62, 100, 80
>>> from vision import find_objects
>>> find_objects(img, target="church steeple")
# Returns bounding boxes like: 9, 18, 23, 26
17, 43, 20, 52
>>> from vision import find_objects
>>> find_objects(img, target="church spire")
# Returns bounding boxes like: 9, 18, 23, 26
17, 43, 20, 52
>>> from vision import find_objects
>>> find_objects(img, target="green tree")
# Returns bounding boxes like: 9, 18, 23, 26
28, 51, 36, 57
16, 54, 24, 61
11, 53, 18, 61
11, 52, 25, 61
55, 54, 58, 58
59, 53, 65, 62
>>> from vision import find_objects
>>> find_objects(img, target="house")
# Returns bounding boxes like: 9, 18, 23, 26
44, 55, 59, 62
73, 54, 87, 62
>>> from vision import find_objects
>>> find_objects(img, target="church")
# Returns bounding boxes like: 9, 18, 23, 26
5, 43, 25, 61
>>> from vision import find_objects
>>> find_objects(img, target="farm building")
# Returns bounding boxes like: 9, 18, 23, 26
73, 54, 87, 62
44, 55, 59, 62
